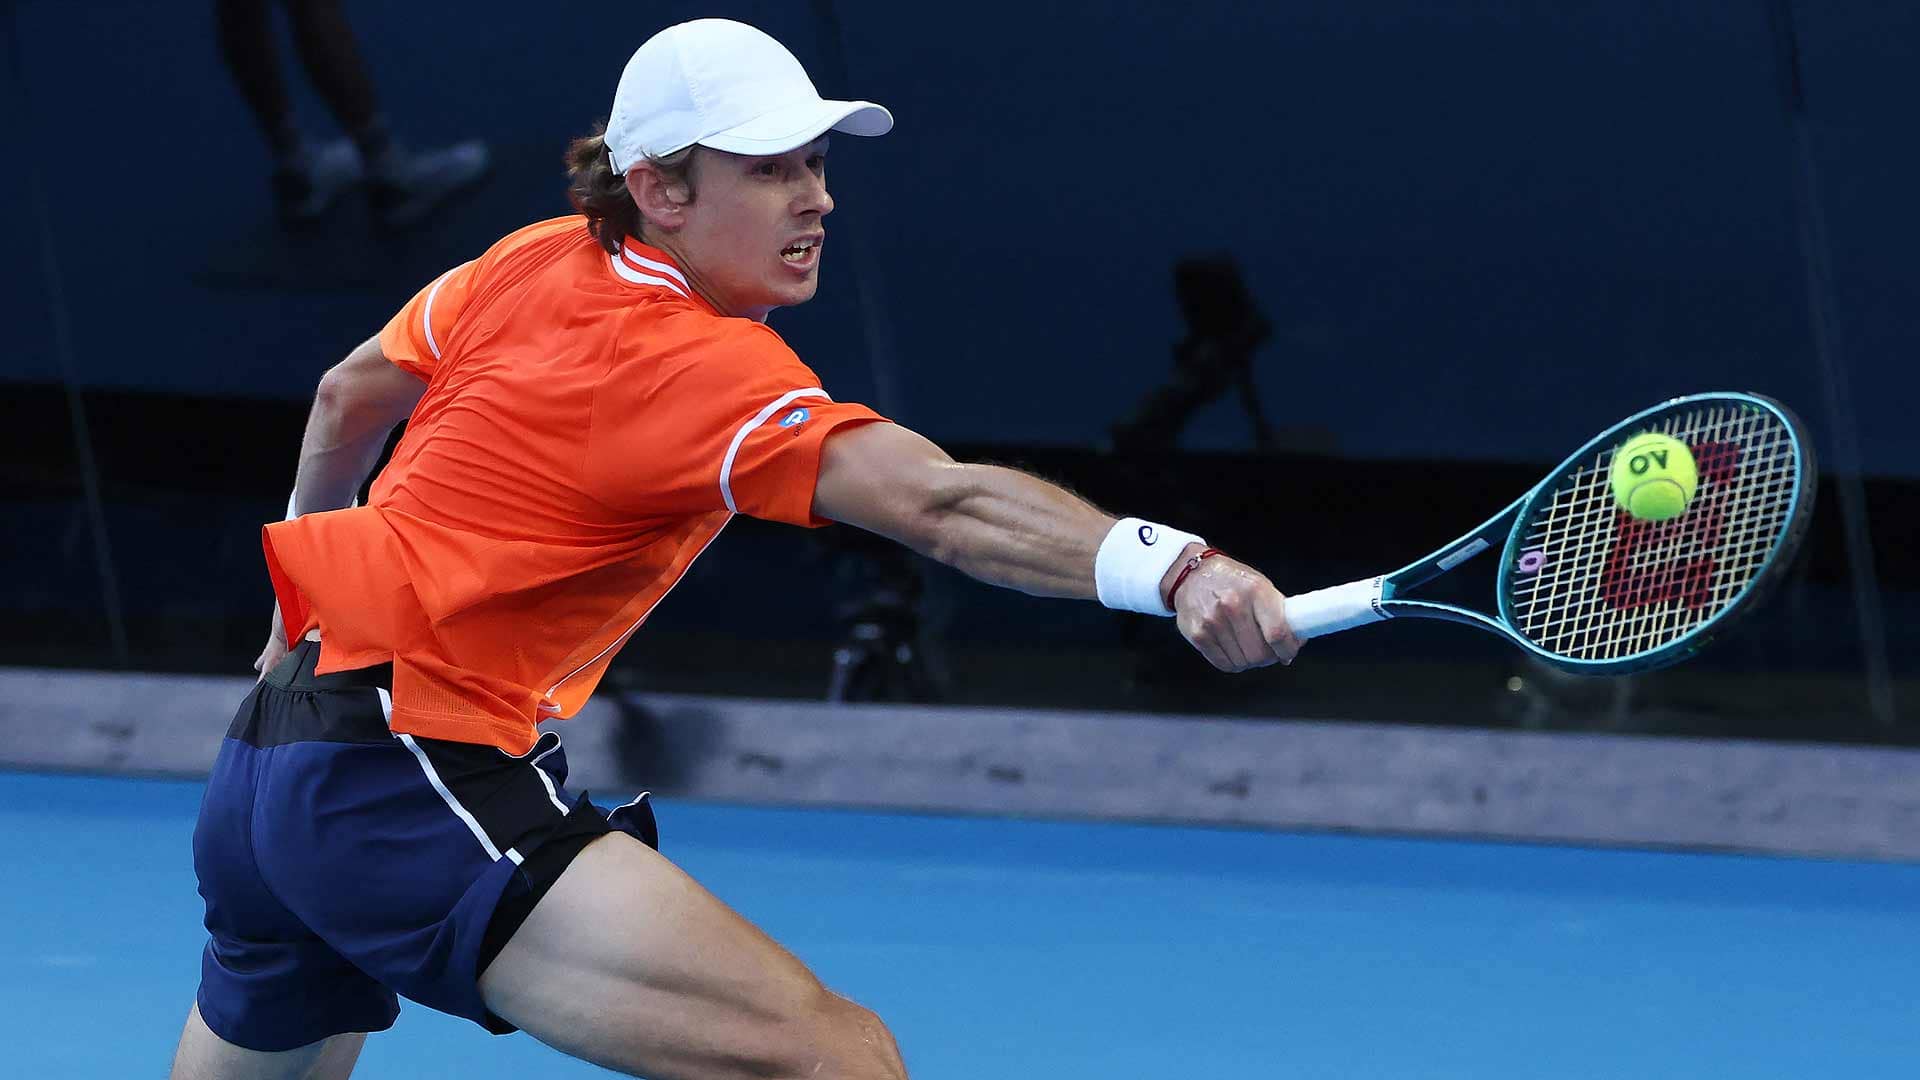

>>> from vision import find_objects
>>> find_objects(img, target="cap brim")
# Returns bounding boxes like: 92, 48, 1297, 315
697, 99, 893, 155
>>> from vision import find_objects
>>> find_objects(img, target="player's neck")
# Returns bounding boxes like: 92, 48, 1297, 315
637, 237, 770, 322
686, 273, 770, 322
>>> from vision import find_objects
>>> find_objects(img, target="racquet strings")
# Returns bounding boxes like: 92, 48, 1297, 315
1508, 402, 1801, 661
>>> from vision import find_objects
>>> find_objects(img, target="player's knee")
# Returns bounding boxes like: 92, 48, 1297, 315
784, 991, 905, 1080
832, 994, 907, 1080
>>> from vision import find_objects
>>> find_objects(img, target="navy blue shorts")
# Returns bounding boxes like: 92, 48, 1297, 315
191, 639, 658, 1052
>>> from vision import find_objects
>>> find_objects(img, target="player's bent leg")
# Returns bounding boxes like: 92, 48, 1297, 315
168, 1002, 367, 1080
479, 832, 907, 1080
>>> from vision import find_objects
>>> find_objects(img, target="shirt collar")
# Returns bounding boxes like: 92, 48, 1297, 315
610, 238, 710, 310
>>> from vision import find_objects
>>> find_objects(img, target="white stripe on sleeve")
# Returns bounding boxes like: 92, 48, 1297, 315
421, 262, 472, 361
719, 389, 830, 513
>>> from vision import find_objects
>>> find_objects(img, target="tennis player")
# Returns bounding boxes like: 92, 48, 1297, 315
170, 18, 1300, 1080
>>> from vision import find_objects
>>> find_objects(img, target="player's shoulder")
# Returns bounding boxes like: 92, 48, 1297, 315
478, 215, 596, 266
448, 216, 605, 308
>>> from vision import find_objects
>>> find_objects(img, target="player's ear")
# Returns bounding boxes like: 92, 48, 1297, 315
625, 164, 687, 233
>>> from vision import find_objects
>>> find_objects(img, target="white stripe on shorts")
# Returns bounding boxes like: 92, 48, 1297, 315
397, 730, 523, 865
528, 741, 571, 815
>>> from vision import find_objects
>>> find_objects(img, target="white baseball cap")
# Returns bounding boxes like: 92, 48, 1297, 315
605, 19, 893, 172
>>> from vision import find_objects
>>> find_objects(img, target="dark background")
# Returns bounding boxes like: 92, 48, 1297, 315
6, 1, 1914, 740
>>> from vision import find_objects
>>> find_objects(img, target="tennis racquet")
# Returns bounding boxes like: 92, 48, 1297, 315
1282, 391, 1816, 674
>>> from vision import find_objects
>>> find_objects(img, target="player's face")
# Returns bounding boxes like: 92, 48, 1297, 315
676, 138, 832, 321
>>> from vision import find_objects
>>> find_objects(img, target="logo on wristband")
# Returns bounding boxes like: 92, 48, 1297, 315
1138, 525, 1157, 546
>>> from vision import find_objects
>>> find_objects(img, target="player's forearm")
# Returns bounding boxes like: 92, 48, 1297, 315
922, 464, 1196, 602
287, 366, 405, 515
287, 339, 425, 516
815, 424, 1201, 609
289, 389, 394, 515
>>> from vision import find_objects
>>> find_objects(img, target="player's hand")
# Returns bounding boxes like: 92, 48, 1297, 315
1170, 555, 1301, 672
253, 606, 290, 683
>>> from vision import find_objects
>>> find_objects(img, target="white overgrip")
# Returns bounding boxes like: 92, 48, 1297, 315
1283, 577, 1389, 640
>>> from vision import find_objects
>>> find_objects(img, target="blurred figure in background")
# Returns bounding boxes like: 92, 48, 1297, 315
213, 0, 490, 226
823, 528, 942, 704
1107, 255, 1280, 700
1108, 254, 1276, 453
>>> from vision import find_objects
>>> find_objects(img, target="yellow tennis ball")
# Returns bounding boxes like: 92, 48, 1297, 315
1610, 432, 1698, 522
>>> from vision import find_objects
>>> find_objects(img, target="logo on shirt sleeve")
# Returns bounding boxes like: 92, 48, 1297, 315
779, 407, 812, 428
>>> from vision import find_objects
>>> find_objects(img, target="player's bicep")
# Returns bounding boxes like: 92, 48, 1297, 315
812, 422, 958, 549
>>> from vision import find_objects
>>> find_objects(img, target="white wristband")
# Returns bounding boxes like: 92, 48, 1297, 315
1095, 518, 1204, 616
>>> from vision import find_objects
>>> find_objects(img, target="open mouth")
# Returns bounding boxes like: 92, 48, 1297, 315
780, 238, 819, 264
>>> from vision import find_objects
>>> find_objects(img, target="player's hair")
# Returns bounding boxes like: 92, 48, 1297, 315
565, 125, 698, 254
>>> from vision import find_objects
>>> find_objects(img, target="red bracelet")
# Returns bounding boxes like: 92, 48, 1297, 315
1165, 547, 1223, 609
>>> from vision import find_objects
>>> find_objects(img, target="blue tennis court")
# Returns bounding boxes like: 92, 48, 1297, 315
8, 767, 1918, 1078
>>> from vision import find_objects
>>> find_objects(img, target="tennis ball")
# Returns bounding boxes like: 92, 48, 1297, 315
1610, 432, 1698, 522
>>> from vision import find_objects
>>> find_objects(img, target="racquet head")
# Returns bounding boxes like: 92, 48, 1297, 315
1499, 392, 1815, 673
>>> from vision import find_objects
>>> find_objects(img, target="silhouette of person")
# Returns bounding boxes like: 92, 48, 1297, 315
214, 0, 490, 226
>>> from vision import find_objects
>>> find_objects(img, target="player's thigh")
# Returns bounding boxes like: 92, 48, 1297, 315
479, 832, 904, 1080
169, 1002, 367, 1080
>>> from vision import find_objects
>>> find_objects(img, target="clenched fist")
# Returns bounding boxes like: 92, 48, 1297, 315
1165, 548, 1301, 672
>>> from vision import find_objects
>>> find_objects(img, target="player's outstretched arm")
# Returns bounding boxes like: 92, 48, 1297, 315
812, 422, 1300, 670
813, 422, 1108, 600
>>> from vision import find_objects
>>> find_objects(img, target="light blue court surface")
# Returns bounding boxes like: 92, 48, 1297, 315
6, 770, 1920, 1078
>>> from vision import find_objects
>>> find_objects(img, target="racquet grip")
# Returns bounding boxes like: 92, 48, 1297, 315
1284, 577, 1389, 640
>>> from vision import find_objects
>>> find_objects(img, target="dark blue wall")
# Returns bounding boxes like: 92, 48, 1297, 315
8, 0, 1918, 473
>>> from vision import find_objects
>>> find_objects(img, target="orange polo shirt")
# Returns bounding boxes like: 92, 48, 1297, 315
262, 216, 889, 753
